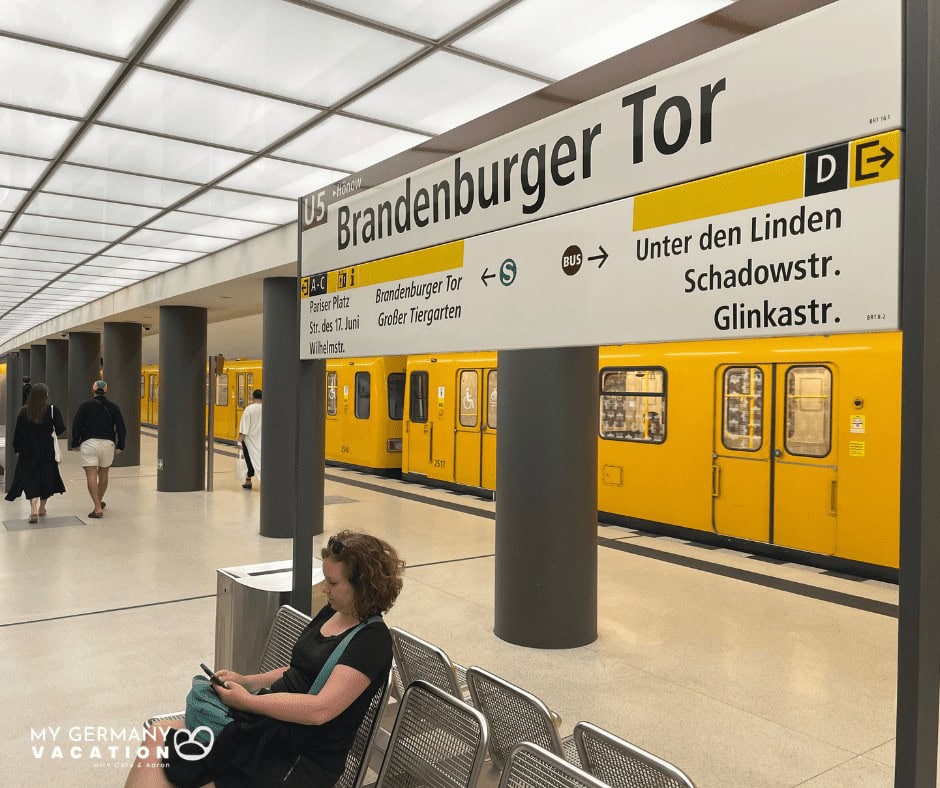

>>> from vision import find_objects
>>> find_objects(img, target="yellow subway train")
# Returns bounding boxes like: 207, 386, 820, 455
139, 331, 902, 575
141, 358, 263, 443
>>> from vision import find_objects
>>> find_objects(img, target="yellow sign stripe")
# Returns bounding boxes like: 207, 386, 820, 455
327, 240, 464, 292
633, 155, 804, 231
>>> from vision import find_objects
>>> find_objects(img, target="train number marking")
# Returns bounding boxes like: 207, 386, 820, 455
433, 459, 446, 468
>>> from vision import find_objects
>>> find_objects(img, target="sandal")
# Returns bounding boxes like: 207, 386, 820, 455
88, 511, 104, 519
242, 482, 252, 489
28, 514, 38, 524
100, 501, 106, 509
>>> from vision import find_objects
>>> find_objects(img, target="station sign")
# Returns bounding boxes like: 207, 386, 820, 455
299, 0, 902, 358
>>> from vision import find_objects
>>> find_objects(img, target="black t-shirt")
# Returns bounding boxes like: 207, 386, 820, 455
265, 604, 392, 775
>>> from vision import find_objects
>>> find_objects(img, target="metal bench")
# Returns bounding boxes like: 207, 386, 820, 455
389, 626, 470, 701
375, 680, 489, 788
574, 721, 697, 788
466, 665, 580, 770
499, 742, 608, 788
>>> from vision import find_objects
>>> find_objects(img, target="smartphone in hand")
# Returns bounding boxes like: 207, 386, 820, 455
200, 662, 226, 688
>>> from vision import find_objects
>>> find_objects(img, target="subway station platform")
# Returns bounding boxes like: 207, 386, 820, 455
0, 432, 901, 787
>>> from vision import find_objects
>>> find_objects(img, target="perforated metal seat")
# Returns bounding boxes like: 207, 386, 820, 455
335, 670, 393, 788
389, 626, 470, 701
146, 604, 313, 730
499, 742, 608, 788
375, 680, 489, 788
465, 665, 580, 770
574, 721, 696, 788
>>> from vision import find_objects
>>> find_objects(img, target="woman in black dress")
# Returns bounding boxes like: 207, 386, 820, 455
5, 383, 66, 522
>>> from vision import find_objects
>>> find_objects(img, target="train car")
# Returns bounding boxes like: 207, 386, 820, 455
325, 356, 406, 473
397, 334, 900, 574
401, 352, 497, 494
140, 358, 262, 443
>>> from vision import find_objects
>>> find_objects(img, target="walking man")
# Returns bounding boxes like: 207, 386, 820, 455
70, 380, 126, 518
238, 388, 262, 489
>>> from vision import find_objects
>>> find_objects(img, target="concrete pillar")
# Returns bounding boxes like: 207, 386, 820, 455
30, 344, 46, 385
103, 322, 142, 467
68, 332, 100, 438
494, 347, 598, 648
46, 339, 69, 439
157, 306, 206, 492
260, 277, 320, 548
4, 352, 21, 489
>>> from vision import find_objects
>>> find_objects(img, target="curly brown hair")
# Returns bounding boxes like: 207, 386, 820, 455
321, 530, 405, 619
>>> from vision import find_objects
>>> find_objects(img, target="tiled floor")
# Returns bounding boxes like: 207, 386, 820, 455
0, 433, 900, 786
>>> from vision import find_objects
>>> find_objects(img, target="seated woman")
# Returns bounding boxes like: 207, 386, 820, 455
126, 530, 405, 788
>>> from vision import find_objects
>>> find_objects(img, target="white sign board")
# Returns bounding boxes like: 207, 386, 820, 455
300, 0, 902, 358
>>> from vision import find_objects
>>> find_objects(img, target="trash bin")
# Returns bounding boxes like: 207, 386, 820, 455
215, 559, 326, 674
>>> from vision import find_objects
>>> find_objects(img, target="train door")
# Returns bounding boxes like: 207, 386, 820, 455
406, 369, 431, 474
235, 372, 247, 428
712, 363, 837, 553
481, 369, 497, 490
148, 373, 158, 423
771, 365, 837, 554
454, 368, 483, 487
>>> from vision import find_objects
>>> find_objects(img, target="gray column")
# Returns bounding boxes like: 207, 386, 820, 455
46, 339, 68, 439
68, 332, 100, 436
157, 306, 206, 492
494, 347, 598, 648
896, 1, 940, 784
103, 322, 142, 467
19, 348, 30, 388
29, 344, 46, 385
4, 352, 21, 490
260, 277, 320, 547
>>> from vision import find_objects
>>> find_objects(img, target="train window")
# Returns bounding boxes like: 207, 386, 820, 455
410, 371, 429, 423
387, 373, 404, 420
215, 374, 229, 407
355, 371, 370, 419
722, 367, 764, 451
599, 367, 666, 443
237, 373, 246, 409
487, 370, 498, 429
140, 374, 144, 399
785, 365, 831, 457
247, 373, 254, 392
326, 372, 338, 416
149, 375, 158, 402
459, 370, 479, 427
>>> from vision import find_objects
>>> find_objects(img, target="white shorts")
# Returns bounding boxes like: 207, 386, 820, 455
80, 438, 115, 468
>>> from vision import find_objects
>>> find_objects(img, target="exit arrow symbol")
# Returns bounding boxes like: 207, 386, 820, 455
588, 245, 609, 268
481, 268, 496, 286
866, 146, 894, 168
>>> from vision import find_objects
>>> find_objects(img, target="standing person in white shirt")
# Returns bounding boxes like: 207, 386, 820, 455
238, 388, 262, 489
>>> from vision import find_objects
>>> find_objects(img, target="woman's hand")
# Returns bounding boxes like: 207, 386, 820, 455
214, 669, 245, 687
213, 679, 253, 711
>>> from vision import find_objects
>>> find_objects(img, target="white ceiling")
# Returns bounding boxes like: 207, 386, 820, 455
0, 0, 734, 345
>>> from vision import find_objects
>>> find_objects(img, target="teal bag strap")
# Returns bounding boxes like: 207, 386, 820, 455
309, 615, 382, 695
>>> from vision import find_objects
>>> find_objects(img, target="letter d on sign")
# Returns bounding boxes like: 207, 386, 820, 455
804, 143, 848, 196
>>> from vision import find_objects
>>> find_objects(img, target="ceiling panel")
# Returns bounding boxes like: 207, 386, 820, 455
179, 188, 297, 224
0, 107, 78, 158
0, 186, 28, 211
0, 248, 83, 266
27, 192, 161, 225
124, 228, 234, 254
103, 244, 203, 264
0, 0, 168, 57
45, 164, 199, 207
273, 115, 429, 172
90, 256, 180, 272
0, 153, 48, 190
68, 125, 251, 183
0, 35, 119, 116
12, 214, 128, 242
146, 211, 275, 240
145, 0, 423, 106
0, 210, 9, 229
101, 68, 320, 150
456, 0, 736, 80
345, 51, 547, 134
314, 0, 497, 39
3, 231, 106, 254
219, 157, 347, 199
